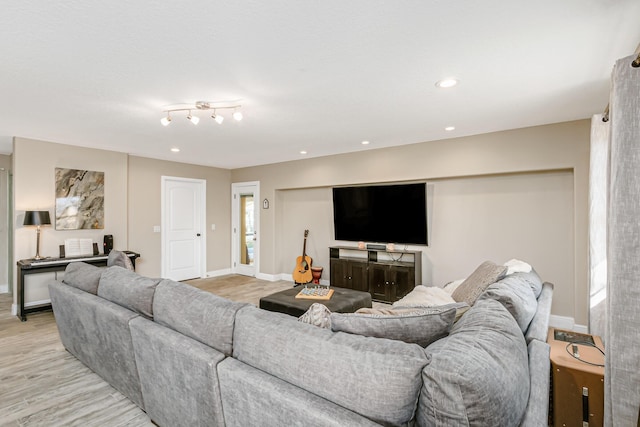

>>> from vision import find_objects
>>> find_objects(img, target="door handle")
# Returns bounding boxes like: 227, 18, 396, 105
196, 233, 201, 237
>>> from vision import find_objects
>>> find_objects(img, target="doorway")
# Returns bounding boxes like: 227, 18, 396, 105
231, 182, 259, 277
161, 176, 206, 281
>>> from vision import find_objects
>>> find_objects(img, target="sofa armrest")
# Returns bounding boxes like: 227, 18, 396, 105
520, 339, 551, 427
525, 282, 554, 343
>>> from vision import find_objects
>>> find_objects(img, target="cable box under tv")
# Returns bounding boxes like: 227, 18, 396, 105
366, 243, 386, 250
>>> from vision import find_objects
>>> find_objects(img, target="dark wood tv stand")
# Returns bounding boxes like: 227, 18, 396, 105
329, 246, 422, 303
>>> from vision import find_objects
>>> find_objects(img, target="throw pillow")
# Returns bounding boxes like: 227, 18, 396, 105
298, 303, 332, 328
443, 279, 464, 294
392, 285, 457, 308
503, 258, 532, 275
98, 266, 161, 318
62, 262, 102, 294
479, 274, 538, 332
391, 285, 469, 322
107, 250, 134, 270
451, 261, 507, 306
419, 299, 529, 426
330, 305, 457, 347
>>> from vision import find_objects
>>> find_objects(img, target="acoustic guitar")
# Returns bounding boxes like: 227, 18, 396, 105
293, 230, 313, 284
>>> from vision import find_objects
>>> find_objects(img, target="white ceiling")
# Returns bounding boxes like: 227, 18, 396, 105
1, 1, 639, 169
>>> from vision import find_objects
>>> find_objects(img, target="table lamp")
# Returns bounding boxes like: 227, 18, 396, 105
24, 210, 51, 260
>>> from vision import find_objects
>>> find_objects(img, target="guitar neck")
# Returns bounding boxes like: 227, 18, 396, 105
301, 230, 309, 258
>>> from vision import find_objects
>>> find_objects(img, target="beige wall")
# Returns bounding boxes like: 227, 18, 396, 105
127, 156, 231, 278
9, 119, 590, 325
11, 140, 232, 309
13, 137, 128, 306
232, 120, 590, 325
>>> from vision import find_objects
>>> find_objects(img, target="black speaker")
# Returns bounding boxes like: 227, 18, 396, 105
103, 235, 113, 255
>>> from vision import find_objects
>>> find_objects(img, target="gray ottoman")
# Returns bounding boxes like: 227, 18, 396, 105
259, 286, 372, 317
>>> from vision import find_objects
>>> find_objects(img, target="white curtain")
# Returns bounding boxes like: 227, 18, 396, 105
604, 53, 640, 427
589, 114, 609, 340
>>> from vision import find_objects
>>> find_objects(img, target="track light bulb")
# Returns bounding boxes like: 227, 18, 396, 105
187, 112, 200, 125
161, 114, 172, 126
212, 111, 224, 124
233, 110, 243, 121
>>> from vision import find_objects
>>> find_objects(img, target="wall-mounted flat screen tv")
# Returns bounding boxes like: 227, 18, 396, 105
332, 182, 428, 245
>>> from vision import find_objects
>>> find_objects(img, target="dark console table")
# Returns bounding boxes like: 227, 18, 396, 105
329, 246, 422, 303
16, 251, 140, 321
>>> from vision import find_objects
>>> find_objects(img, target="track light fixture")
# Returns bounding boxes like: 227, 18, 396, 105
160, 101, 242, 126
186, 111, 200, 125
161, 112, 172, 126
212, 110, 224, 124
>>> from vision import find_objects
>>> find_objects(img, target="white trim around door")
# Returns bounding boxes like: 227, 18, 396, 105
231, 181, 260, 277
161, 176, 207, 281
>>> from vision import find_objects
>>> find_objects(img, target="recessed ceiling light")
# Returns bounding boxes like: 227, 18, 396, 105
361, 140, 370, 145
445, 126, 456, 131
435, 78, 458, 88
171, 147, 180, 153
300, 150, 307, 155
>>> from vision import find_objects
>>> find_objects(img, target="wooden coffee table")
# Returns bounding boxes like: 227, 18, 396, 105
259, 286, 372, 317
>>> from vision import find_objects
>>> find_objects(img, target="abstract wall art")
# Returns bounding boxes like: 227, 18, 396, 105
55, 168, 105, 230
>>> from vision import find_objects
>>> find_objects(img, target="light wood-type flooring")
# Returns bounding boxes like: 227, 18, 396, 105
0, 275, 293, 427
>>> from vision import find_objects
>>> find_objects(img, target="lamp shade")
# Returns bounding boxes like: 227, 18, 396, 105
24, 210, 51, 226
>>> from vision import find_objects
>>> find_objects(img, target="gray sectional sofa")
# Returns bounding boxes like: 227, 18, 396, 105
49, 262, 553, 427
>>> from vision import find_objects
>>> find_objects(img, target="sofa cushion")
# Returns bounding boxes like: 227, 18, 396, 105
517, 269, 544, 298
235, 306, 429, 426
62, 262, 102, 294
330, 304, 458, 347
418, 298, 530, 426
478, 273, 538, 333
98, 266, 161, 319
452, 260, 507, 306
218, 358, 380, 427
152, 279, 246, 356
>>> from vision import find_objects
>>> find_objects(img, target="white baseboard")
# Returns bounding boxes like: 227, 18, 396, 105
256, 272, 284, 282
204, 268, 232, 278
11, 299, 52, 316
280, 273, 294, 282
549, 314, 588, 333
205, 270, 295, 283
0, 283, 8, 294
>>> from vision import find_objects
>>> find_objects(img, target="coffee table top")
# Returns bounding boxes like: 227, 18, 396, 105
259, 286, 372, 317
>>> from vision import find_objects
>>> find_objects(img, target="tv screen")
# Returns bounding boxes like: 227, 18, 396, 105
332, 183, 428, 245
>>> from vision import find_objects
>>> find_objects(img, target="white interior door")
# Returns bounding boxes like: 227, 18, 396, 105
232, 182, 259, 277
162, 177, 206, 281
